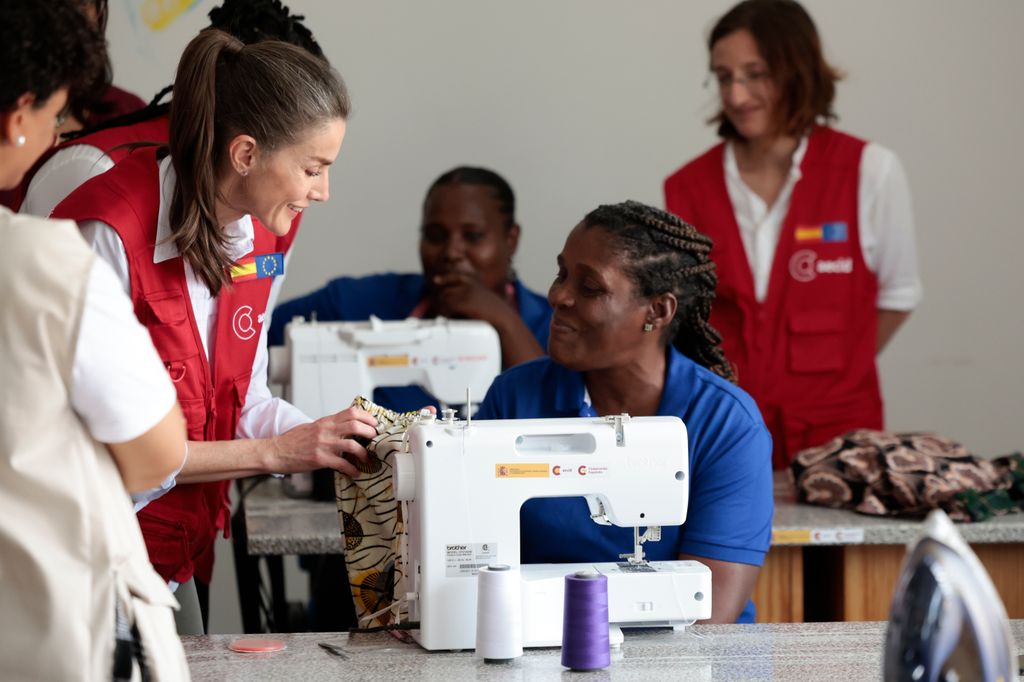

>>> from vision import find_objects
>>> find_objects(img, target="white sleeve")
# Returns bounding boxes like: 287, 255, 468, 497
132, 444, 188, 512
859, 144, 923, 311
70, 257, 177, 444
234, 307, 312, 440
74, 226, 184, 509
79, 220, 131, 294
21, 145, 114, 218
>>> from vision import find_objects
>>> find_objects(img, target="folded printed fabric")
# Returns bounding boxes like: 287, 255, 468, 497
335, 397, 423, 628
790, 429, 1024, 522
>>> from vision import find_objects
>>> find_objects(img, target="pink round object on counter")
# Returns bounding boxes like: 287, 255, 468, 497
228, 638, 286, 653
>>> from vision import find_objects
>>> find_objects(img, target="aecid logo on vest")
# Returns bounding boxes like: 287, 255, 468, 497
789, 249, 853, 283
232, 305, 266, 341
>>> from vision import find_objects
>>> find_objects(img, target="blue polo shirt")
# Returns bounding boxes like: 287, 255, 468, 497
474, 347, 773, 623
268, 272, 552, 413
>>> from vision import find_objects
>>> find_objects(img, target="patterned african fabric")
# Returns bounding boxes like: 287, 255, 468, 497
791, 429, 1024, 522
336, 397, 422, 628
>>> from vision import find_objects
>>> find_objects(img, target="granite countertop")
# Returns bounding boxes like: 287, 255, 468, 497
243, 472, 1024, 557
771, 472, 1024, 546
182, 620, 1024, 681
244, 478, 344, 555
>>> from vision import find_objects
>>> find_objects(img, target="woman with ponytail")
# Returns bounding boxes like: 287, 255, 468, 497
474, 200, 773, 624
51, 29, 378, 634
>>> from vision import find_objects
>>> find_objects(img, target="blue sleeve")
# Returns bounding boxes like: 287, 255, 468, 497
473, 376, 509, 420
677, 405, 774, 567
515, 282, 553, 352
267, 284, 344, 346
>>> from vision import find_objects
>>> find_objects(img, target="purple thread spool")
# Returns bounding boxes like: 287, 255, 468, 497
561, 570, 610, 671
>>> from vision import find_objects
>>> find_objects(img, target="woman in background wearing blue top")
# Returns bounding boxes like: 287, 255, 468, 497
269, 166, 552, 412
475, 200, 773, 623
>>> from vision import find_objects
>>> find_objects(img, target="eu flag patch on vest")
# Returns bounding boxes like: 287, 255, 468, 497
795, 222, 847, 243
230, 253, 284, 282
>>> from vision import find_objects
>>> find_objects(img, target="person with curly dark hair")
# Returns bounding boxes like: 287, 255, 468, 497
63, 0, 147, 134
0, 0, 189, 678
475, 200, 773, 624
664, 0, 922, 469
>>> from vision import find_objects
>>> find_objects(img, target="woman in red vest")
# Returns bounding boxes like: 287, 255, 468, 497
52, 29, 378, 633
664, 0, 922, 469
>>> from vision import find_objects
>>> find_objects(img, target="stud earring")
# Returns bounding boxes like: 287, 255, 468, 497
15, 135, 26, 147
240, 169, 249, 177
643, 322, 654, 332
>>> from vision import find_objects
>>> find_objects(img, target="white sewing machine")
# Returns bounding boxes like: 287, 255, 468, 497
392, 412, 713, 651
269, 316, 501, 418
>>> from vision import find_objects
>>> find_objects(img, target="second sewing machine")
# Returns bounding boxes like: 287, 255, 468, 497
270, 315, 501, 417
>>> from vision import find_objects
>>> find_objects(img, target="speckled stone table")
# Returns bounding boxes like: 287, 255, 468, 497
754, 473, 1024, 622
242, 475, 1024, 624
770, 472, 1024, 546
182, 621, 1024, 681
243, 478, 343, 556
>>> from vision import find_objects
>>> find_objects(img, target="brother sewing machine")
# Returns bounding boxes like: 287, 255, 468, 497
392, 411, 713, 651
269, 315, 501, 418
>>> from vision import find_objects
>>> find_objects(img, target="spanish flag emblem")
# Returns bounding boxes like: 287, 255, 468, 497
230, 253, 285, 282
795, 222, 848, 243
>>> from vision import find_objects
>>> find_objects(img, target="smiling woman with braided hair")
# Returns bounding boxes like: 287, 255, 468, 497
475, 200, 773, 624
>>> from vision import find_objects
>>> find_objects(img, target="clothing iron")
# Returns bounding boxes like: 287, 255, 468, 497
883, 509, 1016, 682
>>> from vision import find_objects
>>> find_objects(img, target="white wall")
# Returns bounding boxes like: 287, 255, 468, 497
106, 0, 1024, 630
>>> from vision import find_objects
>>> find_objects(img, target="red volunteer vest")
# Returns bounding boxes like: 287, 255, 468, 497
52, 148, 295, 583
664, 127, 882, 468
3, 116, 170, 213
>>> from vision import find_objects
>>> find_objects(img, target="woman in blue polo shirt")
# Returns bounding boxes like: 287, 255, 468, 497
269, 166, 551, 412
475, 200, 773, 623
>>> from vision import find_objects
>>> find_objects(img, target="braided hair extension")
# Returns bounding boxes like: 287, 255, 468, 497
581, 200, 736, 383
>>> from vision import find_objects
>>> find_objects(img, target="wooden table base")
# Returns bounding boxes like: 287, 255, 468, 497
754, 543, 1024, 623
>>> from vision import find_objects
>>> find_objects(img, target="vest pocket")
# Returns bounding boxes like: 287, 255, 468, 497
787, 309, 848, 373
142, 290, 188, 325
142, 291, 196, 364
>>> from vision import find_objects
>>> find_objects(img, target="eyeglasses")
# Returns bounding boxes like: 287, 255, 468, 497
704, 70, 772, 96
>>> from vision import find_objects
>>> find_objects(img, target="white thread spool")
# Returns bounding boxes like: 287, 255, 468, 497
475, 564, 523, 661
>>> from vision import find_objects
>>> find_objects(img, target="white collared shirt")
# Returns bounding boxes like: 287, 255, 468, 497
724, 137, 922, 310
79, 156, 310, 506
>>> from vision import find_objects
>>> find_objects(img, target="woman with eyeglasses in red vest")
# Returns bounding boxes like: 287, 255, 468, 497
664, 0, 922, 469
52, 29, 379, 634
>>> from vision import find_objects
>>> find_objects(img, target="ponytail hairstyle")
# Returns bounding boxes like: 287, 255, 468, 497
67, 0, 324, 142
168, 29, 349, 295
581, 200, 735, 383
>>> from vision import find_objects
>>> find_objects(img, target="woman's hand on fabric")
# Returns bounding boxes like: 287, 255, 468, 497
269, 407, 378, 477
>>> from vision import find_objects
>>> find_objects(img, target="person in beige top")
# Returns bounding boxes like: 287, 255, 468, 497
0, 1, 190, 679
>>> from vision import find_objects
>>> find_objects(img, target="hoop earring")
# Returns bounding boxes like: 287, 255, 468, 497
643, 323, 654, 332
15, 135, 26, 147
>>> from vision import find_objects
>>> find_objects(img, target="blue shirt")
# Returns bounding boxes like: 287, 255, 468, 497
268, 272, 553, 413
474, 347, 774, 623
